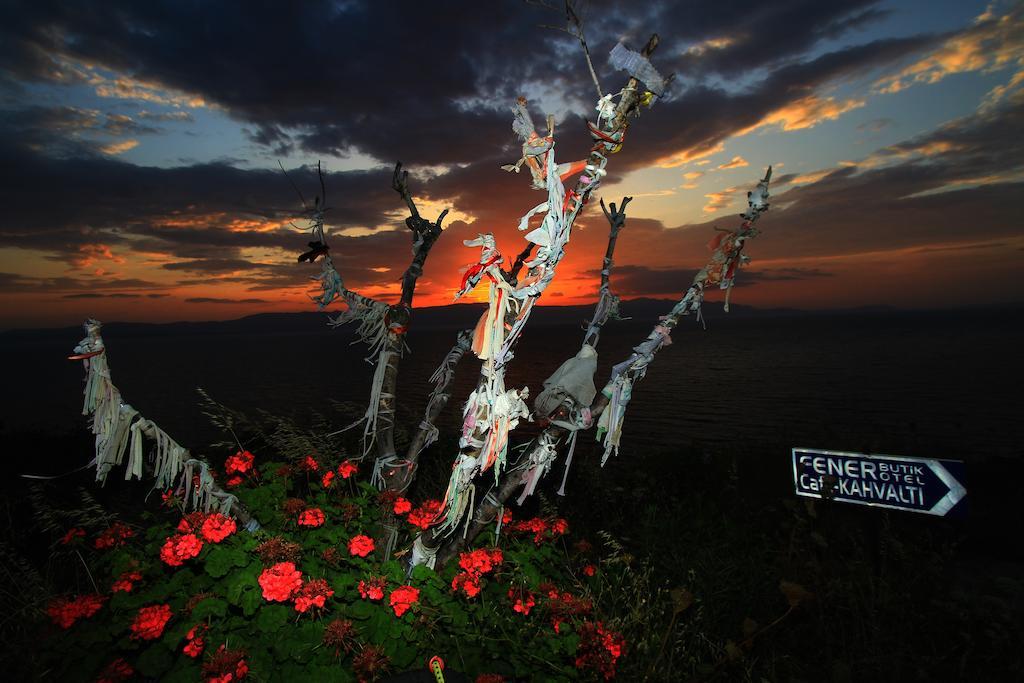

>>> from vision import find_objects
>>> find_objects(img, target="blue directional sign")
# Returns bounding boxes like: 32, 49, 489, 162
792, 448, 967, 516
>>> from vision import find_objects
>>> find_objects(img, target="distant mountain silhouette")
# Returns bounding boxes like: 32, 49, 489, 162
6, 298, 1018, 341
0, 299, 809, 341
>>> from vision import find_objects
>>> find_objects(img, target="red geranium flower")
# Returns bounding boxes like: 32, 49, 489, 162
407, 499, 442, 529
226, 475, 243, 487
225, 450, 254, 474
321, 470, 335, 488
200, 513, 237, 543
258, 562, 303, 602
451, 572, 481, 598
501, 508, 513, 525
94, 521, 133, 550
130, 604, 173, 640
358, 576, 387, 601
46, 594, 106, 629
337, 460, 358, 479
301, 455, 320, 472
508, 516, 568, 544
184, 623, 208, 658
298, 508, 326, 528
575, 621, 626, 679
111, 570, 143, 593
509, 587, 536, 615
458, 548, 503, 575
294, 578, 334, 613
388, 585, 420, 617
393, 497, 412, 515
59, 527, 85, 545
348, 534, 375, 557
97, 657, 133, 683
160, 533, 204, 567
582, 564, 597, 577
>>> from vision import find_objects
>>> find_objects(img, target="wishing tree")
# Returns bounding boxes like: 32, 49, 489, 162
70, 28, 774, 566
56, 11, 777, 681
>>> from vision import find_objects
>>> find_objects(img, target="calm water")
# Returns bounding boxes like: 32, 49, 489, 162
2, 308, 1020, 465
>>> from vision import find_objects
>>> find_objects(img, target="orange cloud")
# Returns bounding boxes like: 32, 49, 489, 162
716, 155, 749, 170
740, 95, 866, 134
786, 169, 832, 186
655, 141, 725, 169
702, 186, 740, 213
684, 35, 737, 57
875, 6, 1024, 96
71, 243, 126, 269
99, 139, 139, 155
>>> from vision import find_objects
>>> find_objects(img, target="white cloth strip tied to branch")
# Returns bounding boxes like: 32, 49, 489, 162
609, 42, 667, 99
410, 535, 439, 570
436, 453, 478, 537
71, 319, 257, 530
96, 403, 139, 484
327, 295, 391, 361
176, 458, 239, 516
517, 431, 560, 505
595, 167, 774, 464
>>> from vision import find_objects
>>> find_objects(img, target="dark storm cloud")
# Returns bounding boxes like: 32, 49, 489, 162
754, 93, 1024, 259
0, 134, 401, 258
614, 32, 939, 174
0, 0, 924, 167
603, 91, 1024, 273
161, 259, 272, 273
63, 292, 142, 299
667, 1, 890, 78
0, 105, 165, 158
0, 0, 1009, 305
0, 271, 166, 294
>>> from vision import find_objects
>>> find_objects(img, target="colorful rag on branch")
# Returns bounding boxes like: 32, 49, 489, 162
432, 82, 634, 537
595, 167, 774, 464
69, 319, 257, 529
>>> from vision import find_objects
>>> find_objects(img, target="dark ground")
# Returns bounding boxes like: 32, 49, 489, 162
1, 303, 1022, 680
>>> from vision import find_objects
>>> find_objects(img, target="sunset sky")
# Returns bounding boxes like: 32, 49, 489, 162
0, 0, 1022, 329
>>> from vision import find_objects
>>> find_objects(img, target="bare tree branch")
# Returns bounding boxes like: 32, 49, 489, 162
505, 243, 536, 285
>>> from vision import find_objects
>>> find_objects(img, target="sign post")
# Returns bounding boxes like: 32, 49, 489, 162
792, 448, 966, 516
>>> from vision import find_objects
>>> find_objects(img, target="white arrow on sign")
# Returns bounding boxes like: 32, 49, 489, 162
927, 459, 967, 516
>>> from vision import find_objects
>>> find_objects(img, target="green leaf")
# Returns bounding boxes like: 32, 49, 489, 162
161, 619, 193, 649
225, 563, 259, 602
191, 597, 228, 620
410, 564, 434, 582
256, 604, 291, 633
205, 546, 244, 578
348, 600, 374, 621
240, 586, 262, 616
